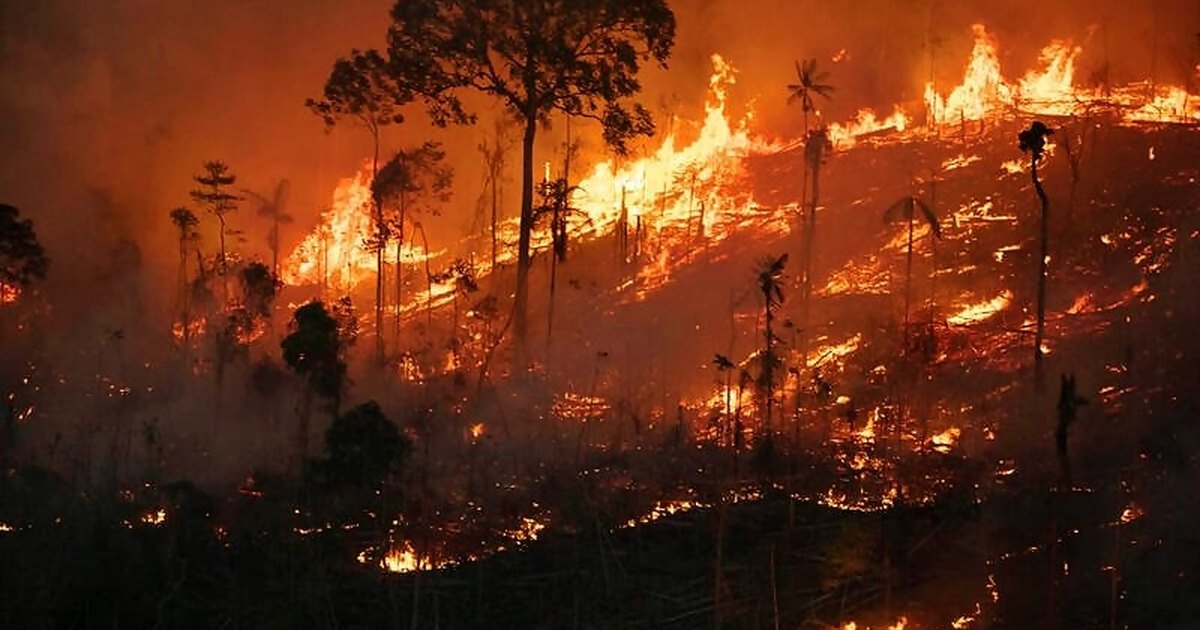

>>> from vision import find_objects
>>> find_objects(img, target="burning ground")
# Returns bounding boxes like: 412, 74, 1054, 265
3, 5, 1200, 629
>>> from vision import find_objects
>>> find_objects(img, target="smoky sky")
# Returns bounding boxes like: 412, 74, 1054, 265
1, 0, 1196, 312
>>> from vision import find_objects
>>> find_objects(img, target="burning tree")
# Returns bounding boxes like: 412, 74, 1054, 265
308, 49, 412, 362
371, 142, 453, 354
189, 161, 241, 304
1018, 120, 1054, 383
384, 0, 676, 352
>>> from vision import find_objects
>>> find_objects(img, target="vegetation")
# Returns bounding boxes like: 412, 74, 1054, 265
383, 0, 676, 351
308, 49, 412, 362
0, 204, 49, 295
190, 161, 241, 303
1018, 120, 1054, 383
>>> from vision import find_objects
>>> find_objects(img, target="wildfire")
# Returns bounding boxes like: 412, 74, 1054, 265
946, 291, 1011, 325
377, 541, 422, 573
281, 168, 441, 291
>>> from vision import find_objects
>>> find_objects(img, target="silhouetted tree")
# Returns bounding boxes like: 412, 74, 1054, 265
282, 302, 348, 459
787, 58, 834, 238
1018, 120, 1054, 382
315, 400, 410, 488
800, 128, 832, 365
241, 180, 293, 279
883, 195, 942, 340
190, 161, 241, 303
432, 257, 478, 361
755, 254, 788, 436
372, 142, 453, 353
239, 261, 277, 322
477, 118, 514, 274
533, 176, 585, 341
0, 204, 49, 300
168, 207, 199, 344
787, 58, 834, 138
308, 49, 412, 362
1055, 373, 1088, 487
386, 0, 676, 351
713, 354, 736, 443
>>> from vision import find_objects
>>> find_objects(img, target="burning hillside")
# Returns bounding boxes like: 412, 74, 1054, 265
3, 2, 1200, 629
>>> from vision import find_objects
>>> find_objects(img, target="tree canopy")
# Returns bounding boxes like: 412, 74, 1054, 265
383, 0, 676, 347
386, 0, 675, 152
0, 204, 49, 291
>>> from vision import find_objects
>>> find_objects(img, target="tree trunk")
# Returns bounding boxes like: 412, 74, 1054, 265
764, 301, 773, 435
372, 131, 385, 363
514, 117, 536, 355
1033, 158, 1049, 385
905, 212, 914, 346
801, 154, 821, 368
218, 215, 229, 305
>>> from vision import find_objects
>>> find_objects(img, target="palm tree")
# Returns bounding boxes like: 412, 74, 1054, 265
883, 195, 942, 344
755, 254, 788, 436
787, 58, 835, 138
241, 180, 293, 280
1018, 120, 1054, 383
787, 59, 834, 274
713, 353, 736, 443
800, 128, 831, 366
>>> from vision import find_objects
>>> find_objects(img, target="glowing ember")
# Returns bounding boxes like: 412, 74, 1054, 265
141, 509, 167, 526
838, 617, 908, 630
1119, 502, 1144, 524
0, 283, 20, 304
623, 499, 703, 528
947, 291, 1011, 325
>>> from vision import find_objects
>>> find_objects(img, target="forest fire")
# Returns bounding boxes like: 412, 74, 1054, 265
4, 1, 1200, 628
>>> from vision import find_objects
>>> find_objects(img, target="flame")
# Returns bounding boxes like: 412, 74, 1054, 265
469, 422, 485, 440
171, 317, 207, 343
947, 291, 1011, 325
930, 427, 961, 452
374, 540, 422, 573
0, 283, 19, 304
926, 24, 1198, 126
141, 509, 167, 526
827, 107, 910, 148
282, 168, 440, 292
1119, 502, 1144, 524
838, 619, 908, 630
926, 25, 1010, 124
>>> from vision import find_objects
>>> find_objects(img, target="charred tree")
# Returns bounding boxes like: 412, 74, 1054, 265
1018, 121, 1054, 385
